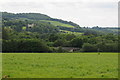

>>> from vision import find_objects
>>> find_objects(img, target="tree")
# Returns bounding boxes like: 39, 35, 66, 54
82, 43, 97, 52
70, 37, 83, 48
2, 27, 10, 40
53, 39, 67, 47
65, 34, 76, 41
49, 34, 59, 42
2, 39, 51, 52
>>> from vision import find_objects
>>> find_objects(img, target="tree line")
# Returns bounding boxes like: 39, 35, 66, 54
2, 26, 119, 52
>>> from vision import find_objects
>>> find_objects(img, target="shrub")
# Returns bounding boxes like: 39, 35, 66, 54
82, 43, 97, 52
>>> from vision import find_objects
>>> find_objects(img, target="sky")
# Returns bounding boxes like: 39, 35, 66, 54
0, 0, 119, 27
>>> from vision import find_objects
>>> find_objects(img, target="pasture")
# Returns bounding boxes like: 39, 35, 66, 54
60, 30, 83, 36
2, 53, 118, 78
40, 20, 75, 28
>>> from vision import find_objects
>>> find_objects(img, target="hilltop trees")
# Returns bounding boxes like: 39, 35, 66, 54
2, 12, 51, 20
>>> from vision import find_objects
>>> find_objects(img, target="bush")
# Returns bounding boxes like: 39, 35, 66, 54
70, 38, 83, 48
53, 39, 67, 47
82, 43, 97, 52
57, 46, 66, 53
96, 42, 118, 52
2, 39, 51, 52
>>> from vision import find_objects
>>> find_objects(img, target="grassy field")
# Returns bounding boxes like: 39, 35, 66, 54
40, 20, 75, 28
2, 53, 118, 78
60, 30, 83, 36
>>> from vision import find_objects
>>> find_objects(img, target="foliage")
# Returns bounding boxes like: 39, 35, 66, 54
2, 12, 119, 52
2, 39, 51, 52
70, 37, 84, 48
2, 12, 51, 20
82, 43, 97, 52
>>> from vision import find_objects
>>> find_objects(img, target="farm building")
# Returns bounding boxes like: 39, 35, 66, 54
55, 47, 80, 52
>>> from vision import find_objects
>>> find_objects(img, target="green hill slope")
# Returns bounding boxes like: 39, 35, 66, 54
40, 20, 75, 28
2, 12, 83, 34
2, 12, 80, 28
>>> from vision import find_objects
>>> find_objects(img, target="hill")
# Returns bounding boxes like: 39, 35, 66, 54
2, 12, 83, 34
2, 12, 119, 35
2, 12, 51, 20
2, 12, 80, 28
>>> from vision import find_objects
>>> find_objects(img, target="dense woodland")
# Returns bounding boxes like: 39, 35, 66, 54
2, 12, 119, 52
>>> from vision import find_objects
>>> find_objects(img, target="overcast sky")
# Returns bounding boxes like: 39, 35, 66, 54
0, 0, 119, 27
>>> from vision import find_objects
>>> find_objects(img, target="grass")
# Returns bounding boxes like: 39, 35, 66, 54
0, 53, 2, 79
40, 20, 75, 28
2, 53, 118, 78
60, 30, 83, 36
22, 26, 26, 30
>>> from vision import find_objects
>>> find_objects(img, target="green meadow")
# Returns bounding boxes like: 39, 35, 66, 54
40, 20, 75, 28
2, 53, 118, 78
60, 30, 83, 36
